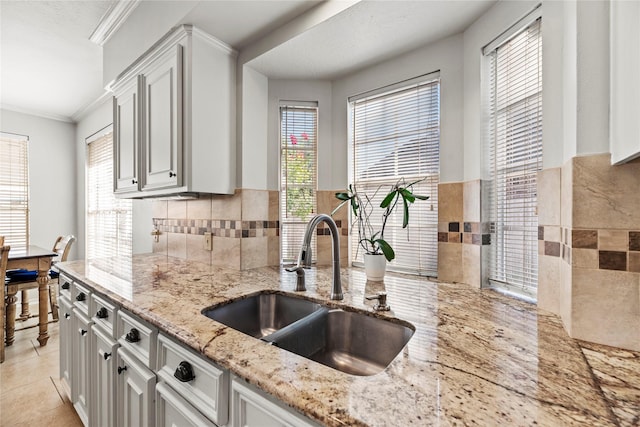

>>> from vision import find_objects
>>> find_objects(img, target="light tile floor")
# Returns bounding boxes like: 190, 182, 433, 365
1, 316, 82, 427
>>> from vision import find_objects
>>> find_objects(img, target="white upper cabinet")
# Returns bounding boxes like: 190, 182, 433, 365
111, 25, 236, 198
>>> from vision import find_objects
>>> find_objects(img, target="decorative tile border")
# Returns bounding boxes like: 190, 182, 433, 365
437, 222, 491, 245
539, 226, 640, 273
153, 218, 280, 238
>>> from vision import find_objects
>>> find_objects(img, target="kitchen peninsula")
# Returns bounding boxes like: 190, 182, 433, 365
57, 254, 634, 426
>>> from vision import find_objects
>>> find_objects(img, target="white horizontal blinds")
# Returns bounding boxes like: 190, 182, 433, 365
487, 18, 542, 294
351, 78, 440, 275
0, 133, 29, 247
87, 131, 133, 260
280, 105, 318, 263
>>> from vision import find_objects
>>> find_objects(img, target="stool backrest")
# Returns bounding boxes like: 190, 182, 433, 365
52, 235, 76, 263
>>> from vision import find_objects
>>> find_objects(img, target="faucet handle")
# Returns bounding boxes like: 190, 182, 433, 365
285, 266, 307, 292
365, 291, 390, 311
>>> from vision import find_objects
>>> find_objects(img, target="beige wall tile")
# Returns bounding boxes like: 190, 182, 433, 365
630, 252, 640, 273
538, 255, 561, 315
438, 182, 463, 223
167, 233, 187, 259
211, 237, 240, 270
242, 189, 269, 221
572, 268, 640, 351
187, 196, 211, 220
573, 154, 640, 229
212, 191, 241, 219
559, 260, 573, 333
186, 234, 212, 265
545, 226, 561, 242
241, 237, 269, 269
267, 236, 280, 266
268, 190, 280, 221
437, 243, 462, 283
152, 233, 167, 255
572, 248, 598, 269
561, 159, 573, 228
462, 244, 481, 288
167, 200, 187, 219
151, 200, 167, 218
463, 180, 481, 223
598, 230, 629, 251
316, 236, 332, 266
537, 168, 561, 226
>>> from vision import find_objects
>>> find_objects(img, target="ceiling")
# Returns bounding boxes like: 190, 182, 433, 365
0, 0, 496, 122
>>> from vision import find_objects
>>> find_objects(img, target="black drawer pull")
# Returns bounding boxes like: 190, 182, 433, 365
64, 313, 70, 319
125, 328, 140, 343
61, 282, 70, 290
80, 329, 87, 336
76, 292, 86, 302
96, 307, 108, 319
104, 352, 112, 361
174, 361, 196, 382
131, 179, 138, 184
118, 366, 127, 375
169, 171, 176, 178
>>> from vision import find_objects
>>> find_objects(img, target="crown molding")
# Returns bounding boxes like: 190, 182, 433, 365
0, 104, 74, 123
71, 90, 113, 123
89, 0, 141, 46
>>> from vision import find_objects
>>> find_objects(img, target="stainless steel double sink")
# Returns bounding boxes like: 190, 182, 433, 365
202, 292, 414, 376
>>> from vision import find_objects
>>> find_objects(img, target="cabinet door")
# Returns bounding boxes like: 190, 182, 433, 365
116, 347, 156, 427
231, 378, 319, 427
142, 45, 183, 191
92, 326, 119, 427
156, 382, 216, 427
72, 309, 94, 427
59, 296, 73, 397
114, 79, 140, 193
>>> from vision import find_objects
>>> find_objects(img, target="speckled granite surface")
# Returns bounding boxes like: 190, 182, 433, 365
58, 254, 638, 426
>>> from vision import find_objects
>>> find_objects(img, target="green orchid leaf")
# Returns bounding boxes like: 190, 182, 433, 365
350, 197, 359, 217
335, 192, 351, 201
400, 188, 415, 203
380, 190, 397, 208
403, 196, 409, 228
413, 194, 429, 200
376, 239, 395, 261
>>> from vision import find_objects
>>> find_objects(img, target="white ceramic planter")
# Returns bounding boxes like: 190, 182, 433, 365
364, 253, 387, 281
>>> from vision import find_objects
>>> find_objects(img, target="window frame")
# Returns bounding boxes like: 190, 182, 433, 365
0, 132, 30, 247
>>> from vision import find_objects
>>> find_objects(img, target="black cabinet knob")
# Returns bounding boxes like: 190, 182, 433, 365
96, 307, 108, 319
174, 361, 196, 382
118, 366, 127, 375
169, 171, 176, 178
104, 352, 112, 361
61, 282, 70, 290
132, 179, 138, 184
80, 329, 87, 336
64, 313, 71, 319
76, 292, 86, 302
125, 328, 140, 343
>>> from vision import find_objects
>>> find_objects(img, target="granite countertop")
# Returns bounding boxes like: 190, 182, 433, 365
58, 254, 633, 426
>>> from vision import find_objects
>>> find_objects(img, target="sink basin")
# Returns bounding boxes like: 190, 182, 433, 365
203, 292, 414, 376
264, 308, 414, 376
202, 293, 322, 338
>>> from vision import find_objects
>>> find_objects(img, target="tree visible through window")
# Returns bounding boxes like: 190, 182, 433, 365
0, 132, 29, 247
280, 105, 318, 264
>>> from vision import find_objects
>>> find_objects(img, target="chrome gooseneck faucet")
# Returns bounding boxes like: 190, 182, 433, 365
291, 213, 343, 300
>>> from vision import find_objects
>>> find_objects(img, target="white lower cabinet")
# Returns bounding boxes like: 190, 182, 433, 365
231, 377, 320, 427
116, 347, 156, 427
91, 326, 119, 427
156, 382, 216, 427
59, 296, 73, 396
73, 308, 94, 426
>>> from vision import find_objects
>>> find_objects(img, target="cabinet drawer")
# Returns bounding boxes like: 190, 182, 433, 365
157, 334, 229, 426
156, 382, 216, 427
117, 310, 157, 370
59, 273, 73, 300
72, 282, 91, 317
91, 294, 118, 339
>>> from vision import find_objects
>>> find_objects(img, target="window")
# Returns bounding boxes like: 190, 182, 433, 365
0, 132, 29, 247
280, 104, 318, 264
485, 15, 542, 295
86, 127, 132, 260
349, 74, 440, 275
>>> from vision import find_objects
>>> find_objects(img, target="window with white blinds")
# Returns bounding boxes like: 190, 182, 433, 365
280, 104, 318, 264
0, 132, 29, 247
485, 17, 542, 295
86, 129, 133, 260
350, 75, 440, 275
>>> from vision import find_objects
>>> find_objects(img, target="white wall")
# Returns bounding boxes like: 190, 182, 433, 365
0, 109, 78, 258
75, 100, 153, 257
241, 66, 269, 190
331, 33, 464, 186
267, 79, 333, 190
